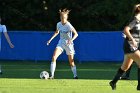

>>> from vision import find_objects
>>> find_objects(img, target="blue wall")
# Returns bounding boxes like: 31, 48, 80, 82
0, 31, 124, 62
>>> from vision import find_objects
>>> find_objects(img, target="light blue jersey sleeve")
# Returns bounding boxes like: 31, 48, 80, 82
56, 22, 61, 31
2, 25, 7, 32
0, 25, 7, 51
68, 22, 74, 31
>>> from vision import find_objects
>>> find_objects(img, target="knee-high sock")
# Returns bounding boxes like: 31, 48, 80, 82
0, 65, 1, 73
125, 65, 132, 78
138, 68, 140, 86
112, 68, 125, 84
50, 62, 56, 77
71, 65, 77, 77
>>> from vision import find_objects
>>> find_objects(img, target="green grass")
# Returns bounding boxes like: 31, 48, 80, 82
0, 61, 139, 93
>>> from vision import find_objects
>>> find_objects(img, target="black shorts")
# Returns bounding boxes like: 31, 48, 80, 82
123, 39, 140, 54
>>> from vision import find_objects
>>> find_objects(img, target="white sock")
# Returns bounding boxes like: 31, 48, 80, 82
71, 66, 77, 77
50, 62, 56, 77
0, 65, 1, 72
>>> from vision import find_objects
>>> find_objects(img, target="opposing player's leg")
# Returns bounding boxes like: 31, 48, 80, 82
110, 55, 133, 90
120, 65, 132, 80
50, 47, 63, 79
68, 54, 78, 79
0, 65, 2, 74
130, 50, 140, 90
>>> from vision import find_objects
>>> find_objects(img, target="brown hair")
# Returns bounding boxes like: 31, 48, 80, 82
134, 4, 140, 14
59, 8, 71, 15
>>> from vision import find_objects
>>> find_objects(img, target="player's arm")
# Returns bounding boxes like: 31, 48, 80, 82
71, 28, 78, 41
124, 26, 134, 40
47, 29, 59, 45
3, 32, 14, 48
67, 28, 78, 45
124, 26, 137, 47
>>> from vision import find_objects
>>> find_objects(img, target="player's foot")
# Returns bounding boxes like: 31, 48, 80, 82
74, 76, 78, 79
120, 77, 130, 80
137, 85, 140, 90
109, 81, 116, 90
49, 76, 54, 79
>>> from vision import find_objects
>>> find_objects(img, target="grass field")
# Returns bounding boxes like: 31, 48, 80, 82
0, 61, 139, 93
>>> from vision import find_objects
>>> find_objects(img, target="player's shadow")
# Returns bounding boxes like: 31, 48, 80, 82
55, 62, 137, 80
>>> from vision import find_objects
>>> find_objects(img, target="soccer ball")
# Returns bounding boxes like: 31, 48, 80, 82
40, 71, 49, 79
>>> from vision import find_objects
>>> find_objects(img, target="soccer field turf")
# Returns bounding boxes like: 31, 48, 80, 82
0, 61, 139, 93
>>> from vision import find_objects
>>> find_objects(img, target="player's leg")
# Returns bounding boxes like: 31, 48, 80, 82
120, 64, 132, 80
65, 44, 78, 79
50, 47, 63, 78
0, 44, 2, 74
68, 54, 78, 79
0, 65, 2, 74
110, 55, 133, 90
130, 50, 140, 90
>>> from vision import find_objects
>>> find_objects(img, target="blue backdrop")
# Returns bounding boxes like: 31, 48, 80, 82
0, 31, 124, 62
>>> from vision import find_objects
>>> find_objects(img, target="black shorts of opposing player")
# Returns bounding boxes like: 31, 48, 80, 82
123, 39, 140, 54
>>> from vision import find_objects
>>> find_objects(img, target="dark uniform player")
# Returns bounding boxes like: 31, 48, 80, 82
109, 4, 140, 90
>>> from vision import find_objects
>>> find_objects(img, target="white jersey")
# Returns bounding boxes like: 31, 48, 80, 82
56, 22, 75, 55
0, 24, 7, 50
57, 21, 74, 41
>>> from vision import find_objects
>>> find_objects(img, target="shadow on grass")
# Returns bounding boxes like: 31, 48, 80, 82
0, 61, 137, 80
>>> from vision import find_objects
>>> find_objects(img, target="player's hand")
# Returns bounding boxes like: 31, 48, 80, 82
67, 39, 73, 45
10, 43, 14, 48
47, 40, 51, 46
132, 39, 137, 48
130, 39, 138, 51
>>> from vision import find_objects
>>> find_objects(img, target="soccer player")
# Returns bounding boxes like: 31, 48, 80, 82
109, 4, 140, 90
47, 8, 78, 79
0, 17, 14, 74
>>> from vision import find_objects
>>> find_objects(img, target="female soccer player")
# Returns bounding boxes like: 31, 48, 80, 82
109, 4, 140, 90
47, 8, 78, 79
0, 17, 14, 74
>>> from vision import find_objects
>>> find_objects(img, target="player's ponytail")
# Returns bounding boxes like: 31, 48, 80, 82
59, 8, 71, 15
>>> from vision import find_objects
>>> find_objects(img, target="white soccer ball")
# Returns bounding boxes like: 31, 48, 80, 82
40, 71, 49, 79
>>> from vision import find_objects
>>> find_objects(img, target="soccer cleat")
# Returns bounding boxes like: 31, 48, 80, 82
137, 85, 140, 90
74, 76, 78, 79
48, 76, 54, 79
109, 81, 116, 90
120, 77, 130, 80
